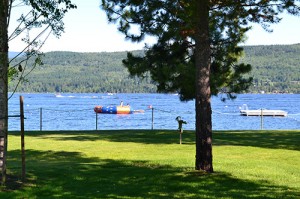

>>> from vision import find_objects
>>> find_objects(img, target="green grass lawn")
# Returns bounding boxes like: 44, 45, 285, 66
1, 130, 300, 198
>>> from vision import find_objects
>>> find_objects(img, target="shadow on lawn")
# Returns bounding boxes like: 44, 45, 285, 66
2, 149, 299, 198
9, 130, 300, 151
10, 130, 187, 144
214, 130, 300, 151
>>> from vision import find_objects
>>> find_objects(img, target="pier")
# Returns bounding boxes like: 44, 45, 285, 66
240, 104, 287, 117
240, 109, 288, 117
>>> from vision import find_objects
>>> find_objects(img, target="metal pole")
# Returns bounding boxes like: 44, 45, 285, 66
96, 112, 98, 131
261, 108, 263, 130
40, 108, 42, 131
180, 132, 182, 145
20, 96, 25, 182
151, 108, 154, 130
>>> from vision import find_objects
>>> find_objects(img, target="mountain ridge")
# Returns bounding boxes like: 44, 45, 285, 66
9, 44, 300, 94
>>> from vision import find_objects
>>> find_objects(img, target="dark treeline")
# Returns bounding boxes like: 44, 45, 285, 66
9, 44, 300, 94
9, 51, 156, 93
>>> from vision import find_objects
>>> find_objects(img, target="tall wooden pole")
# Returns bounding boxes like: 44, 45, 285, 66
20, 96, 25, 182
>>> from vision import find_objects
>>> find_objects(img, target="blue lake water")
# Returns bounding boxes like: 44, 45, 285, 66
8, 93, 300, 131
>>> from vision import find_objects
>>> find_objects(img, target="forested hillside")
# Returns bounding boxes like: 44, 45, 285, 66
9, 44, 300, 94
9, 51, 155, 93
241, 44, 300, 93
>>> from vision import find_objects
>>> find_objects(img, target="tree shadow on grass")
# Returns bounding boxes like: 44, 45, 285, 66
2, 149, 299, 198
9, 130, 300, 151
10, 130, 186, 145
214, 130, 300, 151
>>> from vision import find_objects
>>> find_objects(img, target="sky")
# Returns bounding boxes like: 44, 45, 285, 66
8, 0, 300, 53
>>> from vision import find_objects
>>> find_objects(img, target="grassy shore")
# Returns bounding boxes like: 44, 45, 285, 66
1, 130, 300, 198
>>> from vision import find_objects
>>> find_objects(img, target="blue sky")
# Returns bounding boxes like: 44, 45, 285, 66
8, 0, 300, 53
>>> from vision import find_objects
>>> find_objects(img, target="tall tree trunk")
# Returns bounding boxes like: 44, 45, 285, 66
194, 0, 213, 172
0, 0, 9, 184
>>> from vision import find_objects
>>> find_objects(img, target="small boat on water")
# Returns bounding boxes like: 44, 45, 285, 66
240, 104, 287, 117
94, 105, 144, 114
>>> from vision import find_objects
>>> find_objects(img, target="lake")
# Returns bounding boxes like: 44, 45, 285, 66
8, 93, 300, 131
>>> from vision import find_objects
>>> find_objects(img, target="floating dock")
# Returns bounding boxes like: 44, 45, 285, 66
240, 109, 287, 117
239, 104, 287, 117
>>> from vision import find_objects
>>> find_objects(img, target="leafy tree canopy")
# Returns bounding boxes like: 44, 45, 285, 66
101, 0, 300, 101
8, 0, 77, 97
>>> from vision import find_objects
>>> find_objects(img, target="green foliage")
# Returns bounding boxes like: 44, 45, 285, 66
101, 0, 255, 101
100, 1, 300, 101
8, 67, 18, 83
8, 44, 300, 93
20, 0, 77, 36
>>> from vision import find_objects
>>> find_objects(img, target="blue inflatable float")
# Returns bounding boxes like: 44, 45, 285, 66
94, 105, 144, 114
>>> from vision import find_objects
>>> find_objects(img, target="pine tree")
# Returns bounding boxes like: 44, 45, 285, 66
101, 0, 300, 172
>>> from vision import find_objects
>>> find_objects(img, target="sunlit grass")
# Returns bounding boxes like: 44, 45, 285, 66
1, 130, 300, 198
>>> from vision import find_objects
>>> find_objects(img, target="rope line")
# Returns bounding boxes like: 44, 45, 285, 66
10, 106, 300, 117
287, 115, 300, 123
7, 105, 300, 130
152, 108, 173, 114
152, 108, 193, 115
288, 113, 300, 116
42, 108, 91, 112
212, 110, 240, 115
22, 107, 91, 112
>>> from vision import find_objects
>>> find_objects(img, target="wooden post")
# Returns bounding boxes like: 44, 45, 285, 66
0, 136, 5, 185
20, 96, 25, 182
